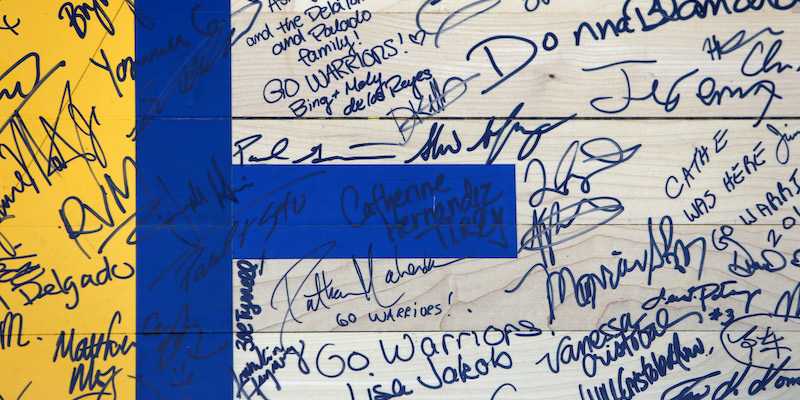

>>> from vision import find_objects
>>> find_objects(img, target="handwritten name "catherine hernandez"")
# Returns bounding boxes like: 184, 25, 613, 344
340, 173, 508, 249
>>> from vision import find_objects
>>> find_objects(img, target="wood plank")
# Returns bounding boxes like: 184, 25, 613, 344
231, 4, 800, 119
235, 218, 800, 330
228, 3, 800, 396
232, 118, 800, 226
231, 329, 800, 399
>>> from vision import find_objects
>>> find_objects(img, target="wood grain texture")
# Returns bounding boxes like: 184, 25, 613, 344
231, 1, 800, 119
229, 1, 800, 399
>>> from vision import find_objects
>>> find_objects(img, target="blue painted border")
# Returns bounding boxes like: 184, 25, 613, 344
135, 0, 232, 398
231, 164, 517, 259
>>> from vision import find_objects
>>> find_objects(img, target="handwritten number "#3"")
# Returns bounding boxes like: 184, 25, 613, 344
59, 0, 115, 39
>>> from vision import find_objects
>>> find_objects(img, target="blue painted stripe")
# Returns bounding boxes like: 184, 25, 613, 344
135, 0, 232, 398
232, 165, 517, 259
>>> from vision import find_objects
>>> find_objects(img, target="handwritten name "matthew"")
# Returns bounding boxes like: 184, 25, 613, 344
53, 311, 135, 400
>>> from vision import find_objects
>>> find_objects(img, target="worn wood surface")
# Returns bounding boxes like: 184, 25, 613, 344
3, 0, 800, 398
230, 1, 800, 399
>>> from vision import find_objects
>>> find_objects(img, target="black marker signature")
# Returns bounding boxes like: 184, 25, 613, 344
272, 242, 403, 345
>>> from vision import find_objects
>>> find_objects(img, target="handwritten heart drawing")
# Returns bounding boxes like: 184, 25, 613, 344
408, 29, 426, 46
